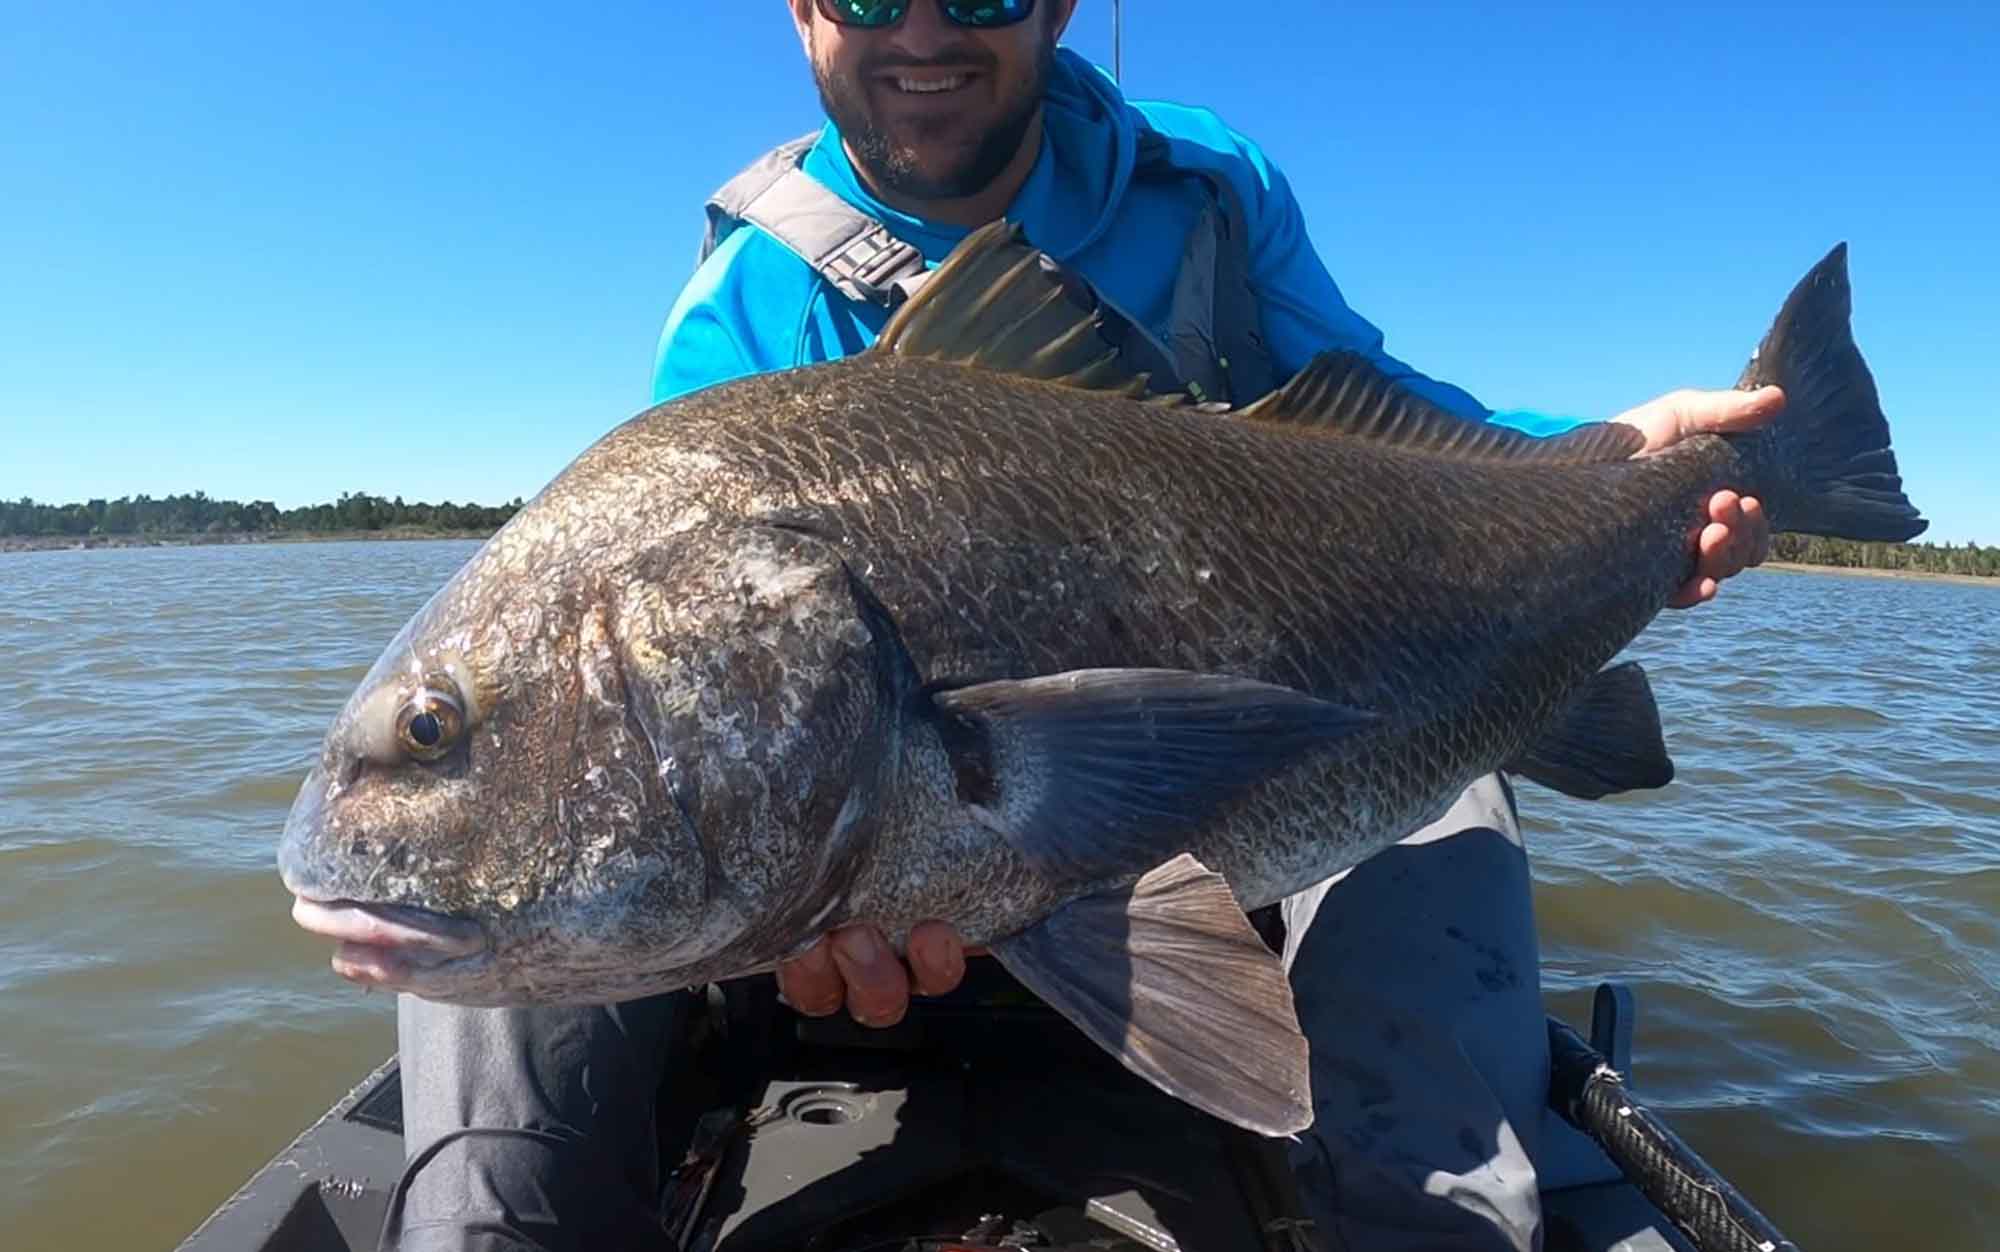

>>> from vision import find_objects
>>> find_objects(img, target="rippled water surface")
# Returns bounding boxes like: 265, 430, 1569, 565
2, 542, 1995, 1249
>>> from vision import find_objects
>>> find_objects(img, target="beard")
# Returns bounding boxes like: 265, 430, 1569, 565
813, 32, 1055, 201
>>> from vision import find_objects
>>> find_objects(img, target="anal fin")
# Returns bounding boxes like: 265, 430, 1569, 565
1508, 661, 1675, 799
988, 853, 1312, 1137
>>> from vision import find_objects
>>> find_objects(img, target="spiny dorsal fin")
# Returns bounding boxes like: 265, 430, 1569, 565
1238, 351, 1646, 464
872, 220, 1156, 397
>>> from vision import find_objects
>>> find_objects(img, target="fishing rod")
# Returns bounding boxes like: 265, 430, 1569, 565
1112, 0, 1122, 82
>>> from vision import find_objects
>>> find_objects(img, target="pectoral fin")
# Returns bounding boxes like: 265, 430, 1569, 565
926, 668, 1371, 883
1508, 661, 1675, 799
988, 853, 1313, 1137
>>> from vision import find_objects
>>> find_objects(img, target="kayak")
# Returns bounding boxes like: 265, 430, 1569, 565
175, 970, 1785, 1251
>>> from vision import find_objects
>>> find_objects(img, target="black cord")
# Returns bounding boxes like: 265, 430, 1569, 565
374, 1126, 583, 1252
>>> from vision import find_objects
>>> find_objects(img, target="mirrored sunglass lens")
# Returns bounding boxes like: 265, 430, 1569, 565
829, 0, 907, 26
942, 0, 1034, 26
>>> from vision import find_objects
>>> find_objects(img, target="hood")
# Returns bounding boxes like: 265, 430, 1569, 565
802, 47, 1139, 262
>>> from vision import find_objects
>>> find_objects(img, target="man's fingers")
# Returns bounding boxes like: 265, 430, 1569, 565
1741, 497, 1770, 565
775, 937, 844, 1017
1700, 519, 1734, 559
1667, 575, 1719, 609
1698, 493, 1769, 579
906, 920, 968, 997
780, 920, 974, 1028
1681, 385, 1786, 437
1617, 386, 1786, 456
1667, 518, 1728, 609
1666, 484, 1773, 611
829, 925, 911, 1027
1707, 489, 1742, 527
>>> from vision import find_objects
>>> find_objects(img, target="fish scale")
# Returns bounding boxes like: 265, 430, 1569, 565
279, 223, 1924, 1135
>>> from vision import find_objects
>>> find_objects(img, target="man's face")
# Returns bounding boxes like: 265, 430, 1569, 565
793, 0, 1073, 201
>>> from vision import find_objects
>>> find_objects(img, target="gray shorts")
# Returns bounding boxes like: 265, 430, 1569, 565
390, 774, 1588, 1251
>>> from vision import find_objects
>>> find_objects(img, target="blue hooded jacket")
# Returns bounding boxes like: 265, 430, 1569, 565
652, 49, 1580, 438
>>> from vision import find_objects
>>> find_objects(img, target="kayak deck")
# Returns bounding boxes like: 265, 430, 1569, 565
177, 972, 1700, 1251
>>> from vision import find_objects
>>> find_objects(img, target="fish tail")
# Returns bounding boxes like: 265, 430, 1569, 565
1728, 244, 1926, 542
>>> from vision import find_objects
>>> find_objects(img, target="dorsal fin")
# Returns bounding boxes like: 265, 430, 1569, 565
1238, 351, 1646, 463
872, 220, 1156, 397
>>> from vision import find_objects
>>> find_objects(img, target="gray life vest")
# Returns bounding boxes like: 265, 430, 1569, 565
698, 127, 1278, 405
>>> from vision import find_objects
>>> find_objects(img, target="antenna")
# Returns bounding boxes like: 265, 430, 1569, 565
1112, 0, 1122, 82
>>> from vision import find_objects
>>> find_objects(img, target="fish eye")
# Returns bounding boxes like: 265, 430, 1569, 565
396, 680, 465, 762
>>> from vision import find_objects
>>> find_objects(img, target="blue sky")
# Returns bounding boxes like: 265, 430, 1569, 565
3, 2, 1995, 542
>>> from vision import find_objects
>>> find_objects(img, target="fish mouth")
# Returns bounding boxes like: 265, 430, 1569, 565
290, 895, 490, 989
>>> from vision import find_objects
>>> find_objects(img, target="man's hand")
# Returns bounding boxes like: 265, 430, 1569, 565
776, 920, 970, 1028
1611, 385, 1782, 608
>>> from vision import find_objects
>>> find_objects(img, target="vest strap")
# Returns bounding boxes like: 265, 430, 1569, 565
698, 123, 1279, 398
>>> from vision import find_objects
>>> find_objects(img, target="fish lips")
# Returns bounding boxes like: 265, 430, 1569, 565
289, 895, 491, 991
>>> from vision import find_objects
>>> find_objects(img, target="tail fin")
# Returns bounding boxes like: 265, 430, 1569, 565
1730, 244, 1927, 541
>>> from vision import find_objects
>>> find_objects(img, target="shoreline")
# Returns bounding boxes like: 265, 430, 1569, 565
0, 529, 495, 555
4, 535, 1993, 586
1759, 561, 1997, 587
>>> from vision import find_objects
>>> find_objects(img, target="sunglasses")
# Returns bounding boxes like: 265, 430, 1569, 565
816, 0, 1037, 30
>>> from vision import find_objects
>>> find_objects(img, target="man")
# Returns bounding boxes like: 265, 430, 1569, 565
390, 2, 1771, 1248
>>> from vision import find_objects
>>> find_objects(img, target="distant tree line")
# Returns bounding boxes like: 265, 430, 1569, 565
0, 492, 522, 538
1769, 533, 1998, 577
3, 494, 1993, 577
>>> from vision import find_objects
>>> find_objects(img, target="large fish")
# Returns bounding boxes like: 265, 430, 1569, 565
279, 224, 1924, 1134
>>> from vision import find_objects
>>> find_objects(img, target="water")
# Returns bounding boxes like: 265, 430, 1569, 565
2, 541, 1995, 1250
